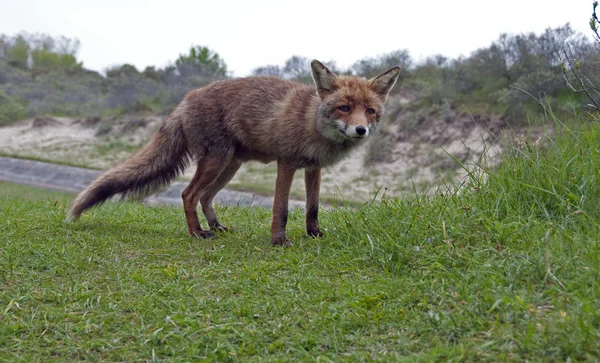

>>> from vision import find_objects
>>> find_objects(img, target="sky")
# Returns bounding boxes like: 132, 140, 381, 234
0, 0, 595, 76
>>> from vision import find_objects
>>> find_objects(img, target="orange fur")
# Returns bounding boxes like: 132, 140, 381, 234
68, 60, 400, 246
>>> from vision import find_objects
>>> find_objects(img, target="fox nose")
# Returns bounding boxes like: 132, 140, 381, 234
355, 126, 367, 136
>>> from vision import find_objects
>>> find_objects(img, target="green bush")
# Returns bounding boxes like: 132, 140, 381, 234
31, 49, 81, 69
175, 45, 228, 77
0, 90, 26, 124
5, 35, 29, 69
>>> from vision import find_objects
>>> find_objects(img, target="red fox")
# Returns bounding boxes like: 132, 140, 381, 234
68, 60, 400, 246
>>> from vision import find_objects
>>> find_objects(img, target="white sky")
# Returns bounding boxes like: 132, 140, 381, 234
0, 0, 595, 76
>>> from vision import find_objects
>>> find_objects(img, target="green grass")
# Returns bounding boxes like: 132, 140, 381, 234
0, 181, 74, 201
91, 139, 143, 159
1, 113, 600, 361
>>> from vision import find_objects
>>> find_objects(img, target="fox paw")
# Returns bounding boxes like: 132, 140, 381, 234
271, 237, 293, 248
191, 230, 216, 239
211, 224, 232, 232
307, 227, 324, 238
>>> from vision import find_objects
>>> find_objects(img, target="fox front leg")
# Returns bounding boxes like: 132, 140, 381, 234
304, 167, 323, 238
271, 161, 296, 247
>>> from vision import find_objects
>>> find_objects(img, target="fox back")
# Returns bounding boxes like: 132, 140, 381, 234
179, 62, 398, 169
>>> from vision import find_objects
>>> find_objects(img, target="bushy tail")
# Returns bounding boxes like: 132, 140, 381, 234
67, 119, 189, 221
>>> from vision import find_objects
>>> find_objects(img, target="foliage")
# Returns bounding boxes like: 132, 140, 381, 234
175, 45, 228, 77
0, 90, 26, 124
405, 24, 596, 120
560, 2, 600, 111
2, 34, 29, 68
251, 64, 283, 77
0, 37, 230, 122
251, 56, 342, 84
351, 49, 412, 82
0, 32, 81, 70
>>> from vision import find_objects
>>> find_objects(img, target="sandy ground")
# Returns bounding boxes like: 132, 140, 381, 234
0, 109, 508, 202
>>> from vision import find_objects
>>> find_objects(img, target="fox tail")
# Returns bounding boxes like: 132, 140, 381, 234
67, 114, 189, 221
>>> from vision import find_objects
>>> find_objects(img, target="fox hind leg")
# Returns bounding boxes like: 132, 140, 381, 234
182, 155, 231, 238
200, 158, 242, 232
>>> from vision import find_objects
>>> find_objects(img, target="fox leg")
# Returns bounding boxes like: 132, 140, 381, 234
200, 158, 242, 231
182, 156, 230, 238
305, 167, 323, 238
271, 160, 296, 246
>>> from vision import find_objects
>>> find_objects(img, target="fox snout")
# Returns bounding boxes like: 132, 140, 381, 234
334, 120, 371, 139
344, 124, 369, 139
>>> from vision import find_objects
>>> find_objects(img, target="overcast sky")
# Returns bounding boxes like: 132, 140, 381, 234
1, 0, 595, 76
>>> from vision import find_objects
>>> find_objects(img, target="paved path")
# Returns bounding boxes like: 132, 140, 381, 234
0, 157, 304, 209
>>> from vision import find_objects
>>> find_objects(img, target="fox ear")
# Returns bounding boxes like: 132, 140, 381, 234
311, 60, 337, 98
369, 67, 401, 99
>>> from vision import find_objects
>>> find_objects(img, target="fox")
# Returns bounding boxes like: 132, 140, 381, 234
67, 60, 400, 246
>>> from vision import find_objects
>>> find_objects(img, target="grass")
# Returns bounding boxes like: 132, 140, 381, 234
0, 181, 74, 201
1, 112, 600, 361
91, 139, 143, 160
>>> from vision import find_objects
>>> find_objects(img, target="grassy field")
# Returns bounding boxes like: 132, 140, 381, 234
1, 113, 599, 361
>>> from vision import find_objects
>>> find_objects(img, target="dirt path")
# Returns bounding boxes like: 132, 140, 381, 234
0, 156, 304, 209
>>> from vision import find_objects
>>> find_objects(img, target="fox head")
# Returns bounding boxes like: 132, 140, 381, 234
311, 60, 400, 143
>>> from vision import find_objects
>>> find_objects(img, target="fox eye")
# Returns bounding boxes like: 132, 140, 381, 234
339, 106, 350, 112
366, 108, 376, 115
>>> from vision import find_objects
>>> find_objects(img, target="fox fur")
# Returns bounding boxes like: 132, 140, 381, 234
68, 60, 400, 246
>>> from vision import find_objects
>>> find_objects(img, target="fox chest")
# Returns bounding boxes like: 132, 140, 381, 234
232, 139, 359, 169
233, 145, 276, 163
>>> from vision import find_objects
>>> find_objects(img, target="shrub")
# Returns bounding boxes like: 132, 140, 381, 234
0, 90, 26, 124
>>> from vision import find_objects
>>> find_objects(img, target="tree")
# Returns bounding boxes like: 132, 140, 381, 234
282, 55, 311, 80
0, 32, 82, 70
175, 45, 227, 77
351, 50, 412, 79
105, 64, 139, 78
30, 34, 81, 69
252, 64, 282, 77
6, 35, 29, 69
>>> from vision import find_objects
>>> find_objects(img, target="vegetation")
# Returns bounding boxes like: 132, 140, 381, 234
0, 108, 599, 360
560, 1, 600, 111
175, 45, 228, 78
1, 23, 598, 125
252, 24, 598, 123
0, 34, 228, 123
0, 181, 73, 201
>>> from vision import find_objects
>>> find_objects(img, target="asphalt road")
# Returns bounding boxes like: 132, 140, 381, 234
0, 156, 304, 209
